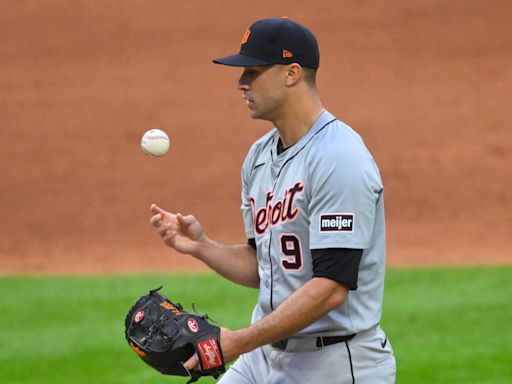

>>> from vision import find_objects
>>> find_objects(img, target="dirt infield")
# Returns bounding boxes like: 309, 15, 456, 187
1, 1, 511, 274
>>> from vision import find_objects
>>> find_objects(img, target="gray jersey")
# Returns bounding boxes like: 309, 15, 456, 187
241, 110, 386, 336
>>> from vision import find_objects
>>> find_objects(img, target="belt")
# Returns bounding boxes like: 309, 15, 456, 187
271, 334, 356, 351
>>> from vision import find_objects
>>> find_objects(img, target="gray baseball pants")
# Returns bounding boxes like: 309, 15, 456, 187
218, 324, 396, 384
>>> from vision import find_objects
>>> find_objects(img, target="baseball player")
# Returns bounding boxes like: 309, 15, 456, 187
150, 17, 396, 383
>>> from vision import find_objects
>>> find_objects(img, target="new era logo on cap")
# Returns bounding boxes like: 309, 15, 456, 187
320, 214, 354, 232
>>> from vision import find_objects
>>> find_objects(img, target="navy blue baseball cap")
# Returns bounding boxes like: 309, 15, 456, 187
213, 17, 319, 68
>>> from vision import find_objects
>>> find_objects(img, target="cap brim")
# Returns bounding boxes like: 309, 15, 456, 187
212, 53, 275, 67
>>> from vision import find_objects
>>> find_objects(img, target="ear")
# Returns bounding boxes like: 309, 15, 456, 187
284, 64, 302, 87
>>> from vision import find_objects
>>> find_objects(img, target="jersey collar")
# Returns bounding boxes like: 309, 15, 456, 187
270, 109, 336, 162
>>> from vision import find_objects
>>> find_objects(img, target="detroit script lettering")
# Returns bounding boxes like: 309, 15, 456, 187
250, 182, 304, 235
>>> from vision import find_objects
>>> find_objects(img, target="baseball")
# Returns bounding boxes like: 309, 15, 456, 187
141, 129, 170, 157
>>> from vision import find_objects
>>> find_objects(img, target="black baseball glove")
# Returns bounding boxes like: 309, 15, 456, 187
125, 287, 225, 383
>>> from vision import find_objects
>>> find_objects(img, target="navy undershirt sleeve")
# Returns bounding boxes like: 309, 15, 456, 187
311, 248, 363, 290
247, 238, 256, 249
249, 239, 361, 290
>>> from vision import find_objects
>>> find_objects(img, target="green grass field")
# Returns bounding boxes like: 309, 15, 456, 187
1, 266, 511, 384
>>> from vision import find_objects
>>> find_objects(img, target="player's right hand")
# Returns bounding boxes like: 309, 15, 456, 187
149, 204, 205, 256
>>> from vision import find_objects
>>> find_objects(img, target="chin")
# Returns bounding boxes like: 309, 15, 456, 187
249, 109, 270, 121
249, 110, 261, 119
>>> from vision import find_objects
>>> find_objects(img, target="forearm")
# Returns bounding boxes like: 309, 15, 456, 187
233, 277, 347, 353
193, 238, 259, 288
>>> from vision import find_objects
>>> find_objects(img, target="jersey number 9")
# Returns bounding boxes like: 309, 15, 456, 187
280, 234, 303, 271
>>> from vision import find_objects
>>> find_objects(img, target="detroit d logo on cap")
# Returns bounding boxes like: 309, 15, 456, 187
320, 214, 354, 232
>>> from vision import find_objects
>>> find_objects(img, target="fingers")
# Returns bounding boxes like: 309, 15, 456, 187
149, 205, 198, 248
156, 222, 172, 237
150, 203, 163, 214
149, 204, 174, 242
149, 204, 164, 226
177, 213, 195, 227
183, 353, 200, 371
149, 213, 162, 226
149, 204, 173, 226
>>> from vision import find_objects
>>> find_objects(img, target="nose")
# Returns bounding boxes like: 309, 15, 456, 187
237, 69, 253, 90
237, 76, 249, 91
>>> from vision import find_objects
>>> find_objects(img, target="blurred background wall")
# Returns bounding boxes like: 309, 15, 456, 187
1, 0, 510, 274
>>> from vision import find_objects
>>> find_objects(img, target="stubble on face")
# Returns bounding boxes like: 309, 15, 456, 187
239, 65, 287, 121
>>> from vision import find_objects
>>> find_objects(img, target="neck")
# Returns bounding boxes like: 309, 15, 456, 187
273, 93, 324, 148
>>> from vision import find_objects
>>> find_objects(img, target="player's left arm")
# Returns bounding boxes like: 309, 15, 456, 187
222, 276, 348, 363
185, 247, 361, 369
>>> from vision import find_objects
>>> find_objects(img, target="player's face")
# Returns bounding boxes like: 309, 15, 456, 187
237, 65, 288, 121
